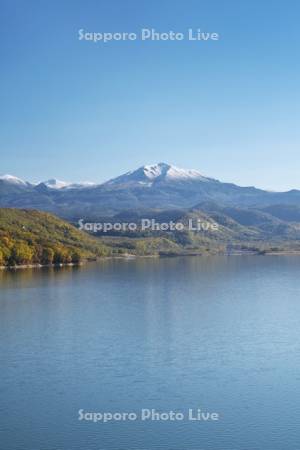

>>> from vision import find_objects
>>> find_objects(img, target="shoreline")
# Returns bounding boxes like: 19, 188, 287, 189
2, 250, 300, 270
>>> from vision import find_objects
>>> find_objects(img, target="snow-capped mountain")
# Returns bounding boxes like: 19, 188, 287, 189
106, 163, 214, 186
0, 163, 215, 190
40, 179, 96, 190
0, 174, 28, 185
1, 163, 300, 219
0, 174, 96, 190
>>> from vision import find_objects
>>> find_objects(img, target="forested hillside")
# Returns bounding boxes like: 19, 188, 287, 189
0, 208, 110, 266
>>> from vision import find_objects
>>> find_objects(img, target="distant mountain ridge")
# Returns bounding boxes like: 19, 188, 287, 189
1, 163, 300, 220
0, 174, 96, 190
0, 163, 215, 189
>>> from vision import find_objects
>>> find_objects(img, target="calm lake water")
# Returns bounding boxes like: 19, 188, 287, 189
1, 256, 300, 450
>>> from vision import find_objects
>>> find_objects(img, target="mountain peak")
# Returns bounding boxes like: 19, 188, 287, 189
106, 163, 213, 186
143, 162, 171, 179
0, 174, 27, 185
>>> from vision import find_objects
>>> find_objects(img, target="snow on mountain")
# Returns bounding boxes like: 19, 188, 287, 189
165, 165, 212, 181
0, 174, 27, 185
2, 165, 300, 219
41, 179, 96, 189
67, 181, 96, 189
143, 163, 170, 180
42, 179, 71, 189
1, 164, 213, 190
106, 163, 214, 186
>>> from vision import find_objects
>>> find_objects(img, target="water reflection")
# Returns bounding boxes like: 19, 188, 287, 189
1, 256, 300, 450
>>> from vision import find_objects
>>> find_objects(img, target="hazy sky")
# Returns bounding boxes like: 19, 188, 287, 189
1, 0, 300, 191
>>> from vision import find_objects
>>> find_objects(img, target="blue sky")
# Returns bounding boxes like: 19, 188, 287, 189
1, 0, 300, 190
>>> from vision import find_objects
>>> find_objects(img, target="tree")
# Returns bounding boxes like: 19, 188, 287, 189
9, 243, 34, 265
53, 248, 72, 264
41, 247, 55, 265
71, 250, 82, 264
0, 249, 4, 266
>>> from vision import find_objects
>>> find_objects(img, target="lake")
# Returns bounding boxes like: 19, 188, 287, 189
1, 256, 300, 450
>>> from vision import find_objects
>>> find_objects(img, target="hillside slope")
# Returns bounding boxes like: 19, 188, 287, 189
0, 208, 110, 266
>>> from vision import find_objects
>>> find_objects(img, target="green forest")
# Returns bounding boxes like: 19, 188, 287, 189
0, 208, 111, 266
1, 207, 295, 268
